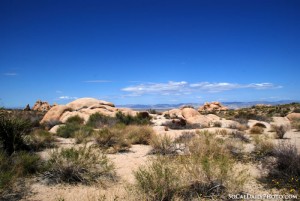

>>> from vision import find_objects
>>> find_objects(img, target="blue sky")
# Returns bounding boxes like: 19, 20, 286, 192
1, 0, 299, 108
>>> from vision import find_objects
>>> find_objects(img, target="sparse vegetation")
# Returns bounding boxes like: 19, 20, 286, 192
44, 146, 116, 184
134, 131, 248, 200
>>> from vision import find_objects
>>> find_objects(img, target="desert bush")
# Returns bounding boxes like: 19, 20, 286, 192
232, 131, 250, 143
65, 115, 84, 125
271, 125, 289, 139
174, 131, 196, 144
0, 151, 41, 195
253, 136, 274, 158
150, 134, 176, 155
24, 129, 56, 151
94, 126, 131, 153
0, 114, 31, 155
134, 157, 180, 201
86, 113, 117, 128
56, 123, 81, 138
264, 143, 300, 191
44, 146, 115, 184
125, 125, 154, 145
116, 111, 151, 125
250, 126, 264, 134
213, 121, 222, 127
74, 126, 94, 144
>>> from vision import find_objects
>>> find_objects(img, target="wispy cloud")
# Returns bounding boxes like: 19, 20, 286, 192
3, 73, 18, 76
58, 96, 78, 100
56, 90, 63, 93
122, 81, 282, 95
83, 80, 112, 83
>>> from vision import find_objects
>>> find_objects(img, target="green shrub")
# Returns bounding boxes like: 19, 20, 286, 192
86, 113, 117, 128
56, 123, 81, 138
0, 151, 41, 195
116, 111, 151, 125
94, 127, 131, 153
44, 146, 115, 184
65, 115, 84, 125
24, 129, 56, 151
0, 114, 31, 155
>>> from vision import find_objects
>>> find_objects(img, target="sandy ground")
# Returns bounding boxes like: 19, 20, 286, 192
21, 116, 300, 201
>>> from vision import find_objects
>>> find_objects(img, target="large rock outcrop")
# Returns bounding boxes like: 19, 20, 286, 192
40, 98, 137, 126
32, 100, 52, 112
198, 101, 228, 113
162, 107, 220, 128
286, 113, 300, 121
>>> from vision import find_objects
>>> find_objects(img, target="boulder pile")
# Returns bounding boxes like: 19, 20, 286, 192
198, 101, 228, 113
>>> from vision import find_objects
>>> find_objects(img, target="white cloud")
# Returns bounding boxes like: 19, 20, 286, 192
83, 80, 112, 83
122, 81, 282, 95
3, 73, 17, 76
58, 96, 78, 100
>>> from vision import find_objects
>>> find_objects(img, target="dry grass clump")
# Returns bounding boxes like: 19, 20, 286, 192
149, 134, 176, 155
43, 146, 116, 184
271, 124, 289, 139
134, 131, 248, 200
215, 129, 229, 136
134, 157, 180, 201
94, 126, 131, 154
24, 129, 56, 151
253, 136, 274, 159
250, 126, 264, 134
125, 125, 154, 145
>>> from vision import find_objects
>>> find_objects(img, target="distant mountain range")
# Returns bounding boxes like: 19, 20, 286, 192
117, 100, 300, 110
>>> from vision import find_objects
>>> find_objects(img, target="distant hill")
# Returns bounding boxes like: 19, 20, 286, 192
117, 100, 299, 110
